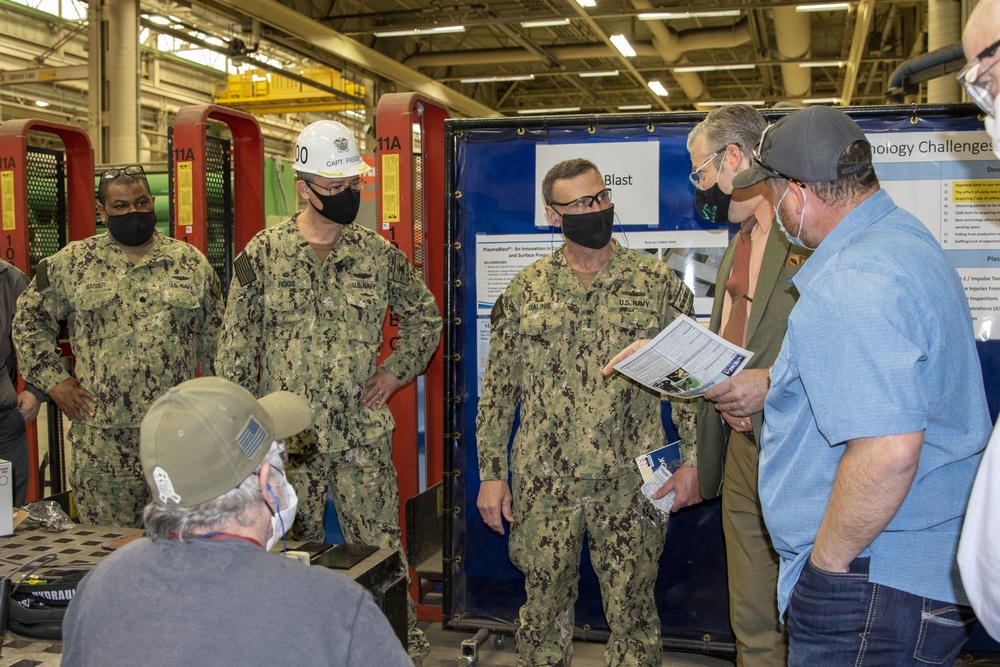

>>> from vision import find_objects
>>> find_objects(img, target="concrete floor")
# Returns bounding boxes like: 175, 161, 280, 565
416, 620, 1000, 667
417, 621, 734, 666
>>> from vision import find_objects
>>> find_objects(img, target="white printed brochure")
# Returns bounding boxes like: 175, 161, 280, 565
612, 314, 753, 399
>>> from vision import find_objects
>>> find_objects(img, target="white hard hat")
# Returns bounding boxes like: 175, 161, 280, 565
293, 120, 371, 178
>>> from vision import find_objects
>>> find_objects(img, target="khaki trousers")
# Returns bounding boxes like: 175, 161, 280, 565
721, 428, 788, 666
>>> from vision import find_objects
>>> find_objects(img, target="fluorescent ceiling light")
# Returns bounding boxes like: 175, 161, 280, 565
618, 104, 652, 110
648, 80, 669, 96
639, 10, 741, 20
799, 60, 845, 68
700, 100, 765, 107
516, 107, 582, 114
520, 18, 571, 28
35, 100, 50, 107
579, 70, 619, 78
575, 0, 597, 6
460, 74, 535, 83
610, 34, 636, 57
802, 97, 841, 104
674, 64, 755, 73
343, 109, 366, 119
795, 2, 849, 11
374, 25, 465, 38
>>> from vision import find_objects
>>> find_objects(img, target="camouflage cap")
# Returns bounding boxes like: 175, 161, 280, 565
140, 377, 312, 507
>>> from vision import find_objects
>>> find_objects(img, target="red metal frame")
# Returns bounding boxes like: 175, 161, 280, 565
170, 105, 264, 255
0, 119, 96, 503
375, 93, 448, 622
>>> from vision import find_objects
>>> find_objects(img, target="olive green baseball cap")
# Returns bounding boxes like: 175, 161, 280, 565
140, 377, 312, 507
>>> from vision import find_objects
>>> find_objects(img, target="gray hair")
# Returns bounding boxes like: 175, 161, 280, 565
143, 446, 289, 541
542, 158, 602, 205
687, 105, 768, 159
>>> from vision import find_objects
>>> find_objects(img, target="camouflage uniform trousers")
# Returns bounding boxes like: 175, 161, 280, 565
510, 471, 668, 667
285, 430, 429, 660
68, 424, 149, 528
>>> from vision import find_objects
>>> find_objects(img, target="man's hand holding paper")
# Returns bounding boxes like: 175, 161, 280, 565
703, 367, 771, 418
652, 465, 703, 510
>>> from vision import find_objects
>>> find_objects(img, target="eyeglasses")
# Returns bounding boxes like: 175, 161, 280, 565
548, 188, 613, 212
307, 178, 366, 195
689, 147, 726, 186
957, 37, 1000, 115
101, 165, 145, 179
751, 124, 805, 187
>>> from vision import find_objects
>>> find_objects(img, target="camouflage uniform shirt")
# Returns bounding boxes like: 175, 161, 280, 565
13, 233, 223, 427
478, 242, 697, 481
216, 216, 441, 453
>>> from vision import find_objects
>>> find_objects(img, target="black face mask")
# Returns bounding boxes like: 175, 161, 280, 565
307, 183, 361, 225
107, 210, 157, 246
560, 205, 614, 249
694, 184, 732, 224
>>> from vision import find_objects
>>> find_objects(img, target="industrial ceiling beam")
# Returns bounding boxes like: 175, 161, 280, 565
201, 0, 501, 118
841, 0, 876, 105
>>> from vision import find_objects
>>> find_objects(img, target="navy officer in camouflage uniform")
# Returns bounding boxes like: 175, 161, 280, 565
13, 165, 223, 527
216, 120, 441, 660
477, 158, 697, 667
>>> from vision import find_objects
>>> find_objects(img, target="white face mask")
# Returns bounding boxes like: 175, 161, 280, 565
774, 183, 811, 249
259, 441, 298, 552
986, 96, 1000, 160
265, 470, 298, 552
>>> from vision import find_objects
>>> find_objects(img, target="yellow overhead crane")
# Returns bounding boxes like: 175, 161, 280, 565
212, 67, 366, 115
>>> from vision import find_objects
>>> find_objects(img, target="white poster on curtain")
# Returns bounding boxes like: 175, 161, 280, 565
870, 129, 1000, 340
534, 142, 660, 228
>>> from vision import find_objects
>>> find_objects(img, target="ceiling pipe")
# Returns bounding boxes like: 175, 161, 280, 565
927, 0, 961, 102
772, 5, 812, 99
403, 22, 751, 71
885, 42, 965, 102
666, 20, 754, 100
404, 43, 658, 68
629, 0, 705, 100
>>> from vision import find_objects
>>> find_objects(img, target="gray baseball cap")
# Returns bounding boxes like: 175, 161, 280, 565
140, 377, 312, 507
733, 106, 871, 189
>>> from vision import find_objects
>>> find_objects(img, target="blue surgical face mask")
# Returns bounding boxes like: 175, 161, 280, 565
774, 184, 811, 249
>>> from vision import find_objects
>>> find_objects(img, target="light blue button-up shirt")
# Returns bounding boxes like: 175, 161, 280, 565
760, 189, 990, 614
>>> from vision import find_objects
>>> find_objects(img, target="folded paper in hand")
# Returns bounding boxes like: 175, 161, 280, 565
636, 440, 682, 515
612, 314, 754, 399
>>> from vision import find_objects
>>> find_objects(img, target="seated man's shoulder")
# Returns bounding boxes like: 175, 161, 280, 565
264, 553, 371, 598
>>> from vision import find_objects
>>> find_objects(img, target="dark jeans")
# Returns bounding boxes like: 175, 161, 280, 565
787, 557, 976, 666
0, 408, 28, 506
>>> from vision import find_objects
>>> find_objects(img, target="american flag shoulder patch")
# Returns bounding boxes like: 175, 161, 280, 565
234, 254, 256, 287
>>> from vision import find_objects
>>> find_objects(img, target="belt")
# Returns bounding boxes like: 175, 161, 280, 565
729, 425, 756, 445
